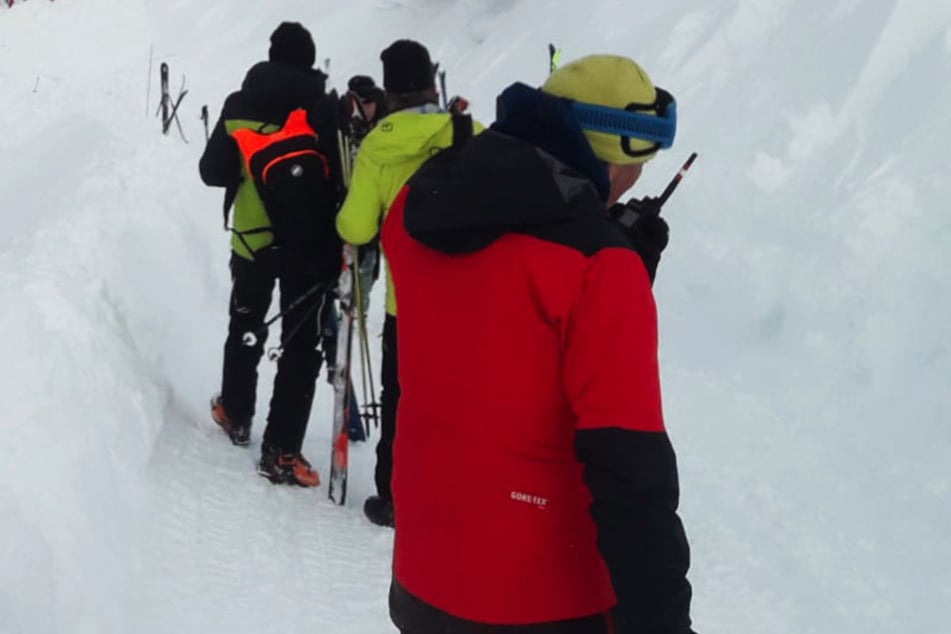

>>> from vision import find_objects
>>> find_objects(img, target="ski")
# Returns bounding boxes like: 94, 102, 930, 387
329, 123, 359, 505
329, 243, 357, 505
328, 95, 383, 503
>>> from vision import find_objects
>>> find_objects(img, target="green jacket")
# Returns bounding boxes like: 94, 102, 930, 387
224, 118, 279, 258
337, 108, 483, 315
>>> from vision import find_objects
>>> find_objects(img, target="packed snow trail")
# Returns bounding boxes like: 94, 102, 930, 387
132, 393, 395, 633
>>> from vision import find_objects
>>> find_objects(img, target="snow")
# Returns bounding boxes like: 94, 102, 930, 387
1, 0, 949, 632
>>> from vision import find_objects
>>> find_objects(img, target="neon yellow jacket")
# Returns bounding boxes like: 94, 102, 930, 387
336, 108, 483, 315
224, 118, 279, 258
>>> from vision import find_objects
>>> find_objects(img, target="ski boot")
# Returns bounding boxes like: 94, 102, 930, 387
258, 444, 321, 488
363, 495, 394, 528
210, 395, 251, 446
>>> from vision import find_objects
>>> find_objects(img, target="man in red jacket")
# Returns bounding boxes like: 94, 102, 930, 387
382, 55, 697, 633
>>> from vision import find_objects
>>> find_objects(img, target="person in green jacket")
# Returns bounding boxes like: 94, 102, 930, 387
336, 39, 483, 527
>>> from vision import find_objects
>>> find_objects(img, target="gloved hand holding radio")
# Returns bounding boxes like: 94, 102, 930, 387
609, 152, 698, 284
609, 197, 670, 284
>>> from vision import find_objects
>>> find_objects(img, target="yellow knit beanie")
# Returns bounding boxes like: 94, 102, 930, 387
543, 54, 660, 164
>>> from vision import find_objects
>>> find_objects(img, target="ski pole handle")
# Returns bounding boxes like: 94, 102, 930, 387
438, 69, 448, 111
448, 96, 469, 115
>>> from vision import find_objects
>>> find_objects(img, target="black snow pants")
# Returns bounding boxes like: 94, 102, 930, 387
220, 251, 335, 454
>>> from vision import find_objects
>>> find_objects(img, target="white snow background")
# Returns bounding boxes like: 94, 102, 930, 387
1, 0, 949, 632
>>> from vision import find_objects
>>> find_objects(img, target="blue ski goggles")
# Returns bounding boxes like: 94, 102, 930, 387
571, 87, 677, 158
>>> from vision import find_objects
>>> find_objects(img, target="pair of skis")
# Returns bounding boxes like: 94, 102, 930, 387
157, 62, 188, 142
328, 124, 378, 506
328, 243, 377, 506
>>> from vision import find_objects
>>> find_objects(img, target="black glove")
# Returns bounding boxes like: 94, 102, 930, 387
609, 197, 670, 284
356, 239, 382, 282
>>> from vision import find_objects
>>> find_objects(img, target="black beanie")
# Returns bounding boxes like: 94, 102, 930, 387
380, 40, 435, 93
269, 22, 316, 70
347, 75, 381, 100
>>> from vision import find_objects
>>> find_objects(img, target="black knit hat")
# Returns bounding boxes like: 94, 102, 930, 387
347, 75, 383, 102
269, 22, 316, 70
380, 39, 435, 93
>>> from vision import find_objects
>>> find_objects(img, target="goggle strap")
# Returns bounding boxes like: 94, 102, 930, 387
571, 101, 676, 149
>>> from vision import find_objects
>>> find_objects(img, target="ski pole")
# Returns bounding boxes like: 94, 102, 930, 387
242, 281, 328, 347
265, 289, 329, 362
352, 248, 380, 431
438, 68, 448, 111
352, 246, 370, 406
201, 105, 209, 143
358, 333, 380, 433
145, 45, 154, 117
548, 43, 562, 75
337, 129, 354, 188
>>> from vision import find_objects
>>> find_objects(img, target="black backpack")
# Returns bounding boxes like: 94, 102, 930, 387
231, 108, 335, 249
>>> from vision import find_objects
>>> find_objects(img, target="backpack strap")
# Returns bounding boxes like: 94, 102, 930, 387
222, 182, 238, 230
451, 112, 473, 148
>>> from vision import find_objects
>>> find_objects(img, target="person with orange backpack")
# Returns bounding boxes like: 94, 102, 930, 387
199, 22, 343, 487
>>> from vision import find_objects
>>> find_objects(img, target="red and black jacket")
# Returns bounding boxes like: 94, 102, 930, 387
382, 84, 695, 634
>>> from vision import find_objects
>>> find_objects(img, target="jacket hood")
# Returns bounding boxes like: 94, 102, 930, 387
401, 83, 611, 256
241, 61, 328, 112
493, 82, 610, 201
360, 108, 454, 163
403, 129, 605, 255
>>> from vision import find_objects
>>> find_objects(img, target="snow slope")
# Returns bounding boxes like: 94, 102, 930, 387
1, 0, 949, 632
